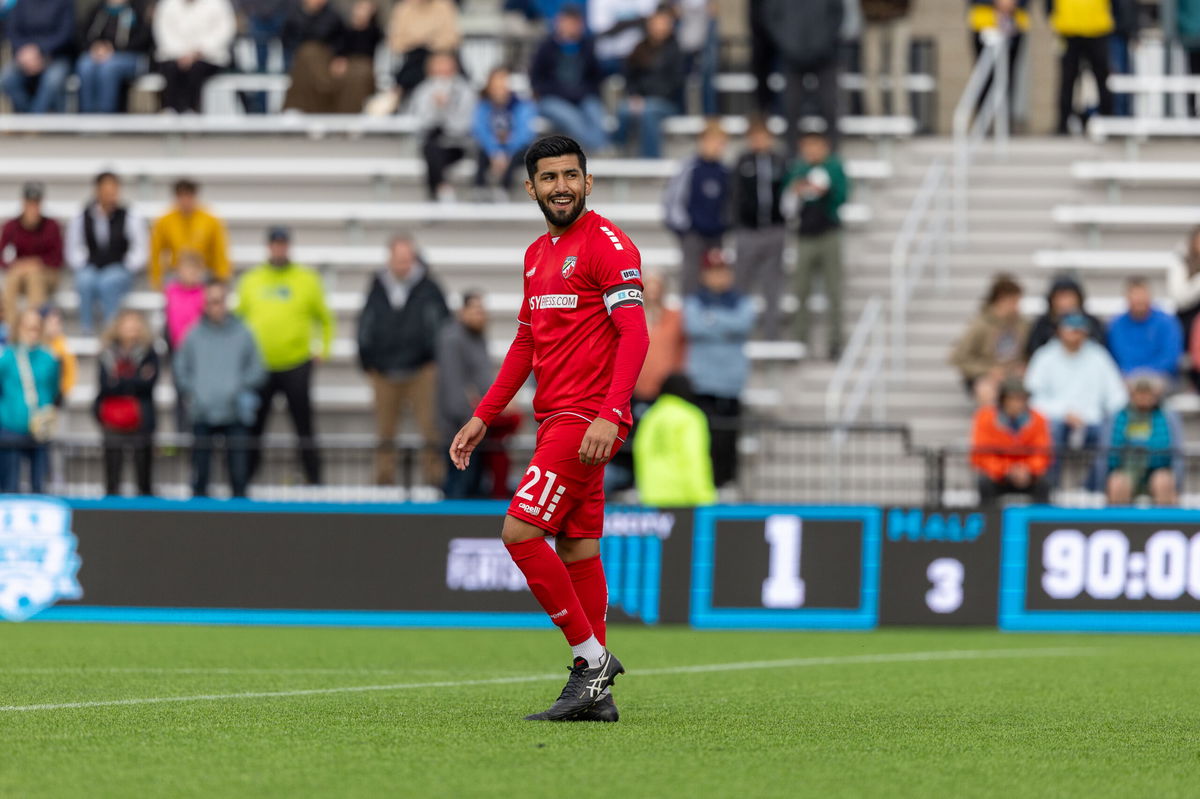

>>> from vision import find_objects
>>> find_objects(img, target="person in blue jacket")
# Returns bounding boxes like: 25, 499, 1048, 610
1107, 277, 1184, 380
0, 309, 60, 494
472, 67, 537, 199
0, 0, 75, 113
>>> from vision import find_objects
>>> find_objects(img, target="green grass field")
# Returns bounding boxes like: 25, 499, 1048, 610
0, 624, 1196, 799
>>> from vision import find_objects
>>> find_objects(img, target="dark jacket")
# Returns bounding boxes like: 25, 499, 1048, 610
79, 0, 153, 54
95, 343, 159, 435
357, 266, 450, 376
7, 0, 75, 57
529, 34, 604, 103
731, 149, 787, 229
762, 0, 842, 72
283, 2, 344, 52
663, 156, 730, 237
624, 36, 685, 101
435, 319, 493, 437
340, 14, 381, 58
1024, 275, 1108, 359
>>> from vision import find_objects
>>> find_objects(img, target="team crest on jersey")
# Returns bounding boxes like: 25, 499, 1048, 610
561, 256, 578, 279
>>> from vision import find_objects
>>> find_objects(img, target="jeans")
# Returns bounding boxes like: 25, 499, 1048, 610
76, 264, 133, 335
1109, 35, 1131, 117
683, 18, 719, 115
192, 422, 251, 498
616, 96, 679, 158
0, 57, 70, 113
76, 52, 142, 113
537, 96, 610, 152
0, 432, 47, 494
1049, 419, 1102, 489
244, 12, 289, 113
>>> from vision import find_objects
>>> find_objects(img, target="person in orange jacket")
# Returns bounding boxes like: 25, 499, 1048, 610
971, 376, 1052, 505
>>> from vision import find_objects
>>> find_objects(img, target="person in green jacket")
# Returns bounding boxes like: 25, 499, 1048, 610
236, 226, 334, 485
782, 130, 849, 360
633, 374, 717, 507
0, 309, 60, 493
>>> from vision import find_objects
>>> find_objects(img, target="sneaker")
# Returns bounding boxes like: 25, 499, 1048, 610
524, 650, 624, 721
569, 688, 619, 722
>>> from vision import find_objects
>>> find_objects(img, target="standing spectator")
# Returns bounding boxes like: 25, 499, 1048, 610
410, 51, 476, 202
0, 182, 63, 330
153, 0, 238, 114
281, 0, 346, 113
861, 0, 910, 117
784, 130, 849, 360
331, 0, 383, 114
530, 5, 610, 154
436, 291, 491, 498
164, 252, 208, 429
634, 373, 716, 506
472, 67, 538, 200
1025, 313, 1127, 483
95, 310, 159, 497
968, 0, 1029, 122
748, 0, 779, 113
1167, 226, 1200, 388
357, 235, 449, 487
761, 0, 843, 153
1105, 372, 1181, 506
0, 0, 74, 114
663, 121, 730, 295
675, 0, 718, 115
1109, 0, 1138, 117
176, 280, 266, 499
148, 179, 231, 290
684, 250, 756, 488
1107, 277, 1183, 380
66, 172, 148, 336
634, 272, 685, 406
75, 0, 153, 114
970, 377, 1052, 505
41, 307, 75, 405
950, 274, 1028, 404
589, 0, 658, 75
0, 310, 59, 494
731, 118, 788, 339
1024, 274, 1106, 358
237, 227, 333, 486
235, 0, 294, 114
615, 6, 685, 159
1047, 0, 1114, 134
387, 0, 461, 99
1178, 0, 1200, 116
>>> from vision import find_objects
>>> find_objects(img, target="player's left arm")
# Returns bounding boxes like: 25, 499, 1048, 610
578, 228, 650, 466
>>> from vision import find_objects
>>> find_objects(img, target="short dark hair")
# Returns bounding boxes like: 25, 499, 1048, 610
1126, 276, 1149, 290
983, 273, 1022, 309
95, 171, 120, 186
524, 135, 587, 180
174, 178, 198, 195
461, 290, 483, 308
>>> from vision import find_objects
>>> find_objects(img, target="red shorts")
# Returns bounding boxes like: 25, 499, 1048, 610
506, 413, 626, 538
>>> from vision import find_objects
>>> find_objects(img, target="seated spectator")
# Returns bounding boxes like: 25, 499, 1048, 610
41, 307, 75, 406
970, 377, 1051, 506
1107, 277, 1182, 380
732, 118, 788, 340
176, 280, 266, 499
1025, 274, 1106, 358
0, 182, 63, 331
1167, 225, 1200, 390
530, 5, 610, 153
1026, 313, 1127, 484
281, 0, 347, 113
1105, 372, 1181, 506
663, 120, 730, 296
634, 373, 717, 506
684, 250, 755, 489
149, 179, 231, 290
950, 274, 1028, 405
410, 52, 476, 202
436, 291, 492, 498
95, 310, 159, 497
76, 0, 153, 114
388, 0, 461, 99
357, 235, 449, 487
66, 172, 148, 336
472, 67, 537, 200
0, 309, 60, 494
0, 0, 74, 114
634, 271, 685, 407
589, 0, 658, 75
153, 0, 237, 113
615, 6, 685, 158
332, 0, 383, 114
675, 0, 719, 115
235, 0, 294, 114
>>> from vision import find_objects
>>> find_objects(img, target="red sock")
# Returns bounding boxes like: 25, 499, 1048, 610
506, 538, 594, 646
565, 554, 607, 647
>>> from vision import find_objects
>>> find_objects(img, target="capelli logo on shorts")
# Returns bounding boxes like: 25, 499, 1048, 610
529, 295, 579, 311
518, 502, 543, 516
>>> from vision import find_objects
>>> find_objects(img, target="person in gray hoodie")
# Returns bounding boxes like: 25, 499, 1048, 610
436, 291, 493, 498
175, 280, 267, 498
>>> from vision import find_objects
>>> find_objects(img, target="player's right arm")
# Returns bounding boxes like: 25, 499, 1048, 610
450, 313, 534, 470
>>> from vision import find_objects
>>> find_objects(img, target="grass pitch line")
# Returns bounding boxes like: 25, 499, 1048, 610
0, 646, 1097, 713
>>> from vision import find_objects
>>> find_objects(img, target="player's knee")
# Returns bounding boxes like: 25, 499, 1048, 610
556, 536, 599, 563
501, 515, 544, 546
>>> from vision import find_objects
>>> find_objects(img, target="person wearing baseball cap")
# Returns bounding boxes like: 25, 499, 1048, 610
0, 182, 64, 329
970, 376, 1052, 506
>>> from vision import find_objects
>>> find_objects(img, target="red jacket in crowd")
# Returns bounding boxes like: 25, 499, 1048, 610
0, 216, 64, 270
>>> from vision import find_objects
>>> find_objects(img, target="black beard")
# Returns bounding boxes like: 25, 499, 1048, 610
535, 192, 585, 230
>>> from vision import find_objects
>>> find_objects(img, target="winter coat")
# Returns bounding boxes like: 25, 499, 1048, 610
949, 309, 1029, 381
1025, 339, 1127, 426
175, 315, 266, 426
970, 404, 1052, 482
762, 0, 843, 71
357, 267, 450, 376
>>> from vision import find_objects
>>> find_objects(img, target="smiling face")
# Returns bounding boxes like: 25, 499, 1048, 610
525, 154, 592, 234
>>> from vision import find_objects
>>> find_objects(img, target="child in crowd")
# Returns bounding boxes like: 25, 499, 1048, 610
41, 307, 76, 406
164, 252, 209, 430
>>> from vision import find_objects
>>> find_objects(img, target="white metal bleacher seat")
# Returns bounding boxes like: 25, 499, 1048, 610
1032, 249, 1177, 271
1052, 205, 1200, 238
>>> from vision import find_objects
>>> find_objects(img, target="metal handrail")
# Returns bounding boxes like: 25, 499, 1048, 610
826, 295, 885, 427
952, 31, 1010, 242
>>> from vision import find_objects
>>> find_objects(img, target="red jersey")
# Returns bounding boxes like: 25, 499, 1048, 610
475, 210, 648, 429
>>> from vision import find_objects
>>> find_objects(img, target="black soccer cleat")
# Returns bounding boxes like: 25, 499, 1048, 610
524, 650, 624, 721
569, 688, 619, 722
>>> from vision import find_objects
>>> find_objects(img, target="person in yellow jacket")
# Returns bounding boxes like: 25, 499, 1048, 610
967, 0, 1030, 123
633, 375, 717, 507
148, 179, 231, 289
1047, 0, 1115, 133
236, 226, 334, 486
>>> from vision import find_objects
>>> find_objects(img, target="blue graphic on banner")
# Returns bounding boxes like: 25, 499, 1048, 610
0, 497, 82, 621
601, 511, 675, 624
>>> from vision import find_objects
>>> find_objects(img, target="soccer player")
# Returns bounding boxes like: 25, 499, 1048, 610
449, 136, 649, 722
